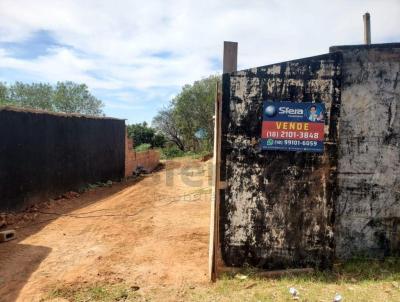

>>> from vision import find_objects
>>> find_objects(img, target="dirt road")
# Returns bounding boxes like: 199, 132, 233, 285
0, 159, 211, 302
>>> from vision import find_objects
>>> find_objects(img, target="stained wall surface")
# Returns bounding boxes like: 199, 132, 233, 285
331, 44, 400, 258
220, 53, 342, 269
0, 108, 125, 210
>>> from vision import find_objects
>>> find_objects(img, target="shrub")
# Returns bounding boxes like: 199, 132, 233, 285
135, 143, 151, 152
161, 146, 185, 159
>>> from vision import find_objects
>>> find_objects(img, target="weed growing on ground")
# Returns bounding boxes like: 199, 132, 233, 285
160, 146, 211, 160
44, 259, 400, 302
46, 282, 141, 302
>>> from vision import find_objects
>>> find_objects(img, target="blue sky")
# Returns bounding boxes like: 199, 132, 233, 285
0, 0, 399, 124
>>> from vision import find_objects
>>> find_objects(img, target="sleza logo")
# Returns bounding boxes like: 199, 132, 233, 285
278, 107, 303, 115
265, 104, 306, 117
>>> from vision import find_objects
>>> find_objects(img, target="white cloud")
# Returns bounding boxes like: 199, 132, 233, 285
0, 0, 399, 119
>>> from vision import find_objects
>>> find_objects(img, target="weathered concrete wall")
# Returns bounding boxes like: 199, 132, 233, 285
0, 107, 125, 210
331, 44, 400, 258
220, 43, 400, 268
220, 53, 342, 269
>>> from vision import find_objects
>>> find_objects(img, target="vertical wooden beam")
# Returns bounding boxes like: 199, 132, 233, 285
209, 82, 221, 282
209, 41, 238, 281
363, 12, 371, 45
223, 41, 238, 73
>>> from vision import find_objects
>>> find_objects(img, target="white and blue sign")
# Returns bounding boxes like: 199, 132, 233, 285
261, 101, 325, 153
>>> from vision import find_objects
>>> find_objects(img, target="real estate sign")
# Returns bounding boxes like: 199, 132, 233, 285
261, 101, 325, 152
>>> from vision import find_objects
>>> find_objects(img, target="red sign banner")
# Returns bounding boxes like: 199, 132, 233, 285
261, 121, 324, 141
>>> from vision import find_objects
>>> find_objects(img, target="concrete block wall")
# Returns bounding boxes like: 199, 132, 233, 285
125, 136, 160, 177
219, 43, 400, 269
331, 43, 400, 258
220, 53, 342, 270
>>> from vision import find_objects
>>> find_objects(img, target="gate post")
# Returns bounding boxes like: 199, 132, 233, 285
209, 41, 237, 282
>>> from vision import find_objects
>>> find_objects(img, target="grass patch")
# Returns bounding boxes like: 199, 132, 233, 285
43, 259, 400, 301
183, 150, 211, 160
135, 143, 152, 152
201, 259, 400, 302
46, 282, 141, 302
160, 146, 185, 159
160, 146, 211, 160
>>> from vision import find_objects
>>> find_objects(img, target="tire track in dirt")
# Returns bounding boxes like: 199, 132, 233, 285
0, 158, 211, 302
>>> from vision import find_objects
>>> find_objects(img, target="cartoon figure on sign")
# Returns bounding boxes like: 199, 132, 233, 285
307, 105, 324, 122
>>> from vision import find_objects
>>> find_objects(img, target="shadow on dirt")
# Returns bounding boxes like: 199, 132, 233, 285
0, 243, 51, 302
0, 174, 150, 302
0, 158, 210, 301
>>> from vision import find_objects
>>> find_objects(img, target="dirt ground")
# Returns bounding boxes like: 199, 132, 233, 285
0, 158, 212, 302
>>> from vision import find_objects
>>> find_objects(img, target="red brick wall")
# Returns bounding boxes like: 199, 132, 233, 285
125, 134, 160, 177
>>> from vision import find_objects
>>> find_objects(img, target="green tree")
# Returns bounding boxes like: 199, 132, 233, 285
152, 133, 167, 148
153, 75, 219, 152
8, 82, 53, 111
0, 81, 104, 116
127, 122, 166, 148
152, 107, 186, 151
53, 81, 103, 115
0, 82, 8, 106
